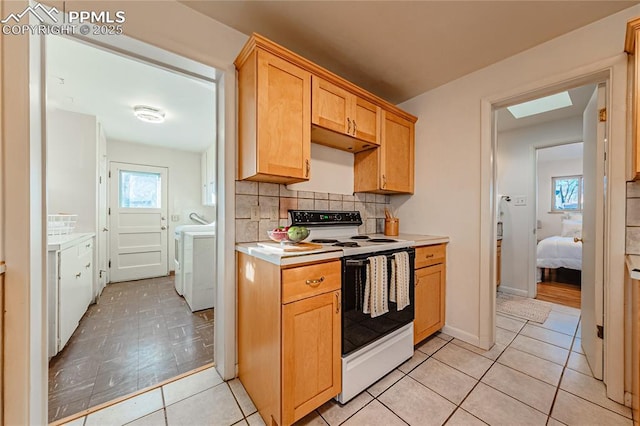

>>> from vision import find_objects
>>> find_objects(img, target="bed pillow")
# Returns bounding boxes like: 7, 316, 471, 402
561, 219, 582, 238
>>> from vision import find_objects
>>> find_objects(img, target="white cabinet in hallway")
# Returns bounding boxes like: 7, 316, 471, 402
48, 233, 95, 358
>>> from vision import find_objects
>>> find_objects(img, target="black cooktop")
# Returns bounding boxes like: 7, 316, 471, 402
311, 238, 340, 244
370, 238, 397, 243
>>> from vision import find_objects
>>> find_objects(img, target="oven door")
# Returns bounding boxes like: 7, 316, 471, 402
341, 247, 415, 356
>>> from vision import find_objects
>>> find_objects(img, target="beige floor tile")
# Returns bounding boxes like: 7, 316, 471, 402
232, 421, 248, 426
162, 367, 224, 406
510, 335, 569, 365
451, 339, 506, 361
551, 390, 633, 426
293, 411, 327, 426
61, 417, 86, 426
539, 312, 580, 336
560, 369, 632, 418
436, 331, 454, 341
248, 412, 268, 426
409, 358, 477, 404
495, 327, 517, 346
342, 400, 405, 426
496, 314, 526, 333
572, 337, 585, 354
379, 376, 456, 425
567, 351, 594, 376
445, 409, 487, 425
546, 418, 567, 426
165, 382, 243, 426
125, 409, 167, 426
317, 391, 372, 425
228, 378, 257, 416
550, 304, 581, 317
519, 324, 574, 349
497, 347, 563, 386
481, 363, 555, 414
416, 336, 448, 355
367, 369, 404, 397
461, 382, 547, 426
432, 343, 493, 379
86, 389, 164, 426
398, 350, 429, 373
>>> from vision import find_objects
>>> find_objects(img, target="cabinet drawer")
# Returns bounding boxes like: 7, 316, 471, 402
415, 244, 446, 268
78, 239, 93, 257
282, 261, 341, 304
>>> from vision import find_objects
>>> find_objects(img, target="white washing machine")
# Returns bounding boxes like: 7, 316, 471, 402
174, 223, 214, 295
182, 230, 216, 312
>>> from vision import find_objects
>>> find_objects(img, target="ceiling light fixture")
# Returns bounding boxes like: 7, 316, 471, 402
507, 91, 573, 119
133, 105, 166, 124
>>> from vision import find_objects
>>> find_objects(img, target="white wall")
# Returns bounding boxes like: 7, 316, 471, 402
391, 5, 638, 350
107, 139, 216, 271
47, 109, 98, 234
537, 157, 583, 240
496, 117, 582, 294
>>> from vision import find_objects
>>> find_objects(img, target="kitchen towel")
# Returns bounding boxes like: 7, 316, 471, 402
390, 251, 410, 311
363, 255, 388, 318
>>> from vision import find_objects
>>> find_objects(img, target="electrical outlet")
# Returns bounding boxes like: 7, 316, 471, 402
171, 214, 180, 222
250, 205, 260, 221
514, 196, 527, 206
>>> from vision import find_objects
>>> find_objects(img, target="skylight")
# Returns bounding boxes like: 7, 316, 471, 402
507, 91, 573, 119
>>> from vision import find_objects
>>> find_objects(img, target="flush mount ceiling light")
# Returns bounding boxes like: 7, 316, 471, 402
507, 91, 573, 119
133, 105, 166, 124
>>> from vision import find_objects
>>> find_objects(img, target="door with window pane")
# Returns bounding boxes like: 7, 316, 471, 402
109, 162, 169, 282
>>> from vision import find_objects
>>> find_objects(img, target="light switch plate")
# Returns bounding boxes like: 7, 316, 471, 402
171, 214, 180, 222
514, 196, 527, 206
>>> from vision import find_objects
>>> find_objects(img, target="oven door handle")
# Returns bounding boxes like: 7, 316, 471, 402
305, 276, 325, 287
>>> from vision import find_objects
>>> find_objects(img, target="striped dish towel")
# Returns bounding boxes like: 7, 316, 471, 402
363, 255, 388, 318
390, 251, 410, 311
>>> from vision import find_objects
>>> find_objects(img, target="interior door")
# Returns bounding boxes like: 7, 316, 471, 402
97, 124, 108, 294
109, 162, 169, 282
581, 84, 606, 379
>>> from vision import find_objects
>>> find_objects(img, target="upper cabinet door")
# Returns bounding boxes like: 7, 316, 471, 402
312, 77, 350, 135
380, 110, 415, 194
353, 97, 380, 145
256, 51, 311, 181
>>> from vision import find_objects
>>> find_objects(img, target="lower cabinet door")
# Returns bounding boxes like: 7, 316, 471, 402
282, 291, 341, 425
414, 264, 446, 345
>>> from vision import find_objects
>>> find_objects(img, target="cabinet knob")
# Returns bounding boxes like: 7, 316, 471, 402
415, 272, 419, 286
75, 272, 82, 278
305, 159, 310, 178
305, 276, 325, 287
102, 227, 109, 232
161, 226, 167, 230
347, 117, 352, 134
382, 174, 387, 188
85, 263, 91, 269
335, 292, 340, 314
353, 120, 357, 135
574, 237, 583, 243
425, 254, 434, 259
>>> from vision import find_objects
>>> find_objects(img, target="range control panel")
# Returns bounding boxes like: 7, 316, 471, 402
289, 210, 363, 227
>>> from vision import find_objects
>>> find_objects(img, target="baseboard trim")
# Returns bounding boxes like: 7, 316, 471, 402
498, 285, 529, 297
441, 324, 481, 347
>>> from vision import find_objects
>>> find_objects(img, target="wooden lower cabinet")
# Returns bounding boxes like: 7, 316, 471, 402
238, 252, 341, 426
413, 244, 447, 345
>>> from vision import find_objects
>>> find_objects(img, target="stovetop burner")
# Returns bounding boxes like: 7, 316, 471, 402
350, 235, 370, 240
333, 241, 360, 248
311, 238, 340, 244
369, 238, 398, 243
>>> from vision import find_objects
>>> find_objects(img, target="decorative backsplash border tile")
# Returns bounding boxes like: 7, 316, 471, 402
235, 181, 391, 243
627, 181, 640, 254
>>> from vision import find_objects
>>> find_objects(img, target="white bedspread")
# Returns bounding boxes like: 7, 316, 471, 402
536, 236, 582, 271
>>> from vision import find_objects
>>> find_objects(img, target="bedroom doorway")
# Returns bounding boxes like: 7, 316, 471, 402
494, 80, 607, 380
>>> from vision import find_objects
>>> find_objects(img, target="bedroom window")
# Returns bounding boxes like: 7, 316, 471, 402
551, 175, 583, 212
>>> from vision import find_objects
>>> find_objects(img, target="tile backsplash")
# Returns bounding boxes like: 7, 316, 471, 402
627, 181, 640, 254
235, 181, 390, 243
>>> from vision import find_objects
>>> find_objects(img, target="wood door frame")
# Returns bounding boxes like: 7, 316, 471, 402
480, 59, 627, 403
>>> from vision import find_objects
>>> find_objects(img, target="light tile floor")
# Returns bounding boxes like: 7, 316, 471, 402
62, 302, 633, 426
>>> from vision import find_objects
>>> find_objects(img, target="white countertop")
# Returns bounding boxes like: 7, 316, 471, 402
48, 233, 94, 251
626, 255, 640, 280
236, 233, 449, 265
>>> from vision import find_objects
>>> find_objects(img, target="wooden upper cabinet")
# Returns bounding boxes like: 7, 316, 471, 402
354, 109, 416, 194
626, 18, 640, 181
236, 48, 311, 183
311, 76, 380, 152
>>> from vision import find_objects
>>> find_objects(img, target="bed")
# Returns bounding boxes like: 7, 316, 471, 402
536, 218, 582, 283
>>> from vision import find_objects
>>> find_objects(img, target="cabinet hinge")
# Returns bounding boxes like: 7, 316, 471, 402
108, 170, 111, 178
597, 325, 604, 339
599, 108, 607, 122
108, 260, 111, 268
99, 176, 102, 184
108, 207, 111, 215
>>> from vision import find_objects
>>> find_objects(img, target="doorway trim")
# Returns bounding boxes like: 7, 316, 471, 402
480, 55, 628, 402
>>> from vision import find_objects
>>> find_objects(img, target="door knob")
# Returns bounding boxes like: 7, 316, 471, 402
574, 237, 583, 243
161, 226, 167, 230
